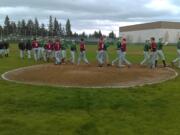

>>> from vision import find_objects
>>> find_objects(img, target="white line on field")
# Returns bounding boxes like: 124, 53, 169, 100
1, 65, 179, 89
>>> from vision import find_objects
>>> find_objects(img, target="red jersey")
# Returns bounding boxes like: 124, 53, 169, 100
121, 41, 127, 52
80, 41, 85, 52
151, 42, 157, 52
54, 41, 61, 51
46, 42, 52, 50
98, 40, 104, 51
32, 41, 39, 48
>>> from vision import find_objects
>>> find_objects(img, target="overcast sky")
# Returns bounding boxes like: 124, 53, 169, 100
0, 0, 180, 35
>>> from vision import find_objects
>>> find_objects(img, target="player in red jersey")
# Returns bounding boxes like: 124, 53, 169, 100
32, 38, 39, 61
149, 37, 158, 69
45, 40, 53, 62
120, 38, 131, 67
77, 38, 89, 65
97, 37, 105, 67
54, 39, 62, 65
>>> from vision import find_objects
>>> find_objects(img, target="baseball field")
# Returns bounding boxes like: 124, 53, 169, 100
0, 43, 180, 135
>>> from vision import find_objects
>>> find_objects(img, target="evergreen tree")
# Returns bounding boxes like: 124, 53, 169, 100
59, 23, 64, 37
21, 19, 26, 36
0, 25, 3, 39
40, 23, 47, 37
4, 15, 10, 36
53, 18, 60, 36
73, 32, 79, 38
109, 31, 116, 39
49, 16, 53, 37
79, 32, 87, 38
34, 18, 39, 36
27, 19, 34, 36
10, 21, 17, 35
65, 19, 72, 37
98, 30, 102, 38
17, 21, 21, 36
93, 31, 99, 38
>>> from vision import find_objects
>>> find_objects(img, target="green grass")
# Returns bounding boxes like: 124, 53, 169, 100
0, 44, 180, 135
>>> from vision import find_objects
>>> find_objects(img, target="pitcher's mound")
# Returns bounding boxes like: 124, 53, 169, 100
1, 64, 178, 88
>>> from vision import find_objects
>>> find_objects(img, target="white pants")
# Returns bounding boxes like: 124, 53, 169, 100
52, 50, 55, 58
0, 49, 4, 56
4, 49, 9, 55
156, 50, 165, 60
121, 52, 131, 66
39, 48, 46, 61
97, 50, 105, 65
150, 51, 157, 68
78, 51, 89, 65
173, 49, 180, 68
141, 51, 150, 65
112, 50, 122, 66
27, 50, 31, 59
46, 50, 52, 60
38, 47, 44, 59
70, 51, 76, 64
104, 51, 110, 64
55, 51, 62, 64
62, 50, 66, 59
20, 50, 25, 59
33, 48, 39, 61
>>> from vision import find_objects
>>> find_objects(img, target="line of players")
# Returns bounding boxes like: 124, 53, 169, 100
17, 36, 165, 69
0, 39, 10, 58
18, 38, 89, 65
18, 37, 132, 68
1, 36, 180, 69
15, 36, 180, 68
140, 37, 180, 68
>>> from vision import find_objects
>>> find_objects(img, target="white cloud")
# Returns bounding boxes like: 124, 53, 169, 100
0, 0, 180, 35
145, 0, 180, 14
0, 6, 31, 15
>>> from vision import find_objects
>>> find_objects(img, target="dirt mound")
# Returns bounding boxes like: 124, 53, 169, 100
2, 64, 178, 88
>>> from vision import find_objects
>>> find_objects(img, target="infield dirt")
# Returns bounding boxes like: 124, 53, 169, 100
2, 63, 177, 88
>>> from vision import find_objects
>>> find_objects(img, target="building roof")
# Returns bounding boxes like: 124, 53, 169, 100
120, 21, 180, 32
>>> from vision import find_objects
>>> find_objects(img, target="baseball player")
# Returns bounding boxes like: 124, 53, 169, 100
0, 39, 4, 58
103, 38, 111, 66
18, 39, 26, 59
112, 38, 122, 67
26, 39, 32, 59
39, 38, 46, 60
149, 37, 157, 69
120, 38, 131, 67
61, 39, 68, 63
4, 39, 9, 57
32, 38, 39, 61
140, 40, 150, 65
45, 40, 53, 62
155, 38, 167, 67
51, 39, 55, 59
97, 37, 105, 67
172, 38, 180, 68
77, 38, 89, 65
70, 40, 77, 64
54, 39, 62, 65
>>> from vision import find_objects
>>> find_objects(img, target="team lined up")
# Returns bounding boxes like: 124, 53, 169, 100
16, 37, 131, 67
0, 37, 180, 68
140, 37, 180, 68
18, 38, 89, 65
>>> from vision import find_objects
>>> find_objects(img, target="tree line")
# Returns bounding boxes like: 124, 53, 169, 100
0, 15, 116, 39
